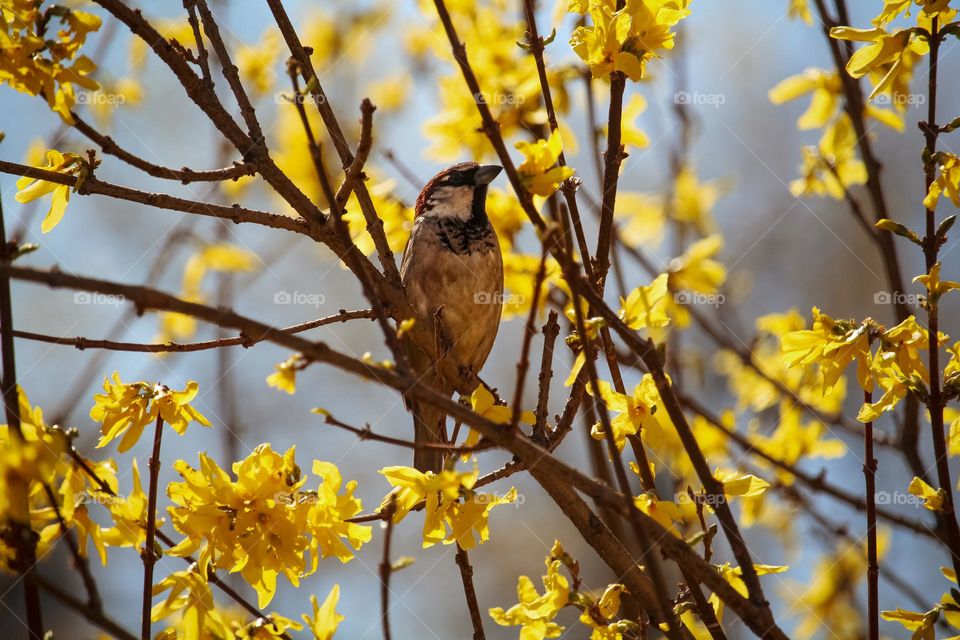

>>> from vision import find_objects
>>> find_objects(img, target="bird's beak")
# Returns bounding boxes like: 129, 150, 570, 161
473, 164, 503, 185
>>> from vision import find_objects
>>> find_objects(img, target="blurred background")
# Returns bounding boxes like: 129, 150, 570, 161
1, 0, 959, 637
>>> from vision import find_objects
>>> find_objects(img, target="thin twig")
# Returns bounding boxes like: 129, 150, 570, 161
12, 310, 375, 353
455, 545, 486, 640
28, 573, 137, 640
918, 16, 960, 580
0, 195, 44, 639
141, 416, 164, 640
379, 496, 397, 640
510, 247, 549, 428
533, 311, 560, 442
863, 388, 878, 640
42, 483, 102, 612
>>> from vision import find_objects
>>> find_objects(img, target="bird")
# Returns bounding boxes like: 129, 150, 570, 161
400, 162, 504, 473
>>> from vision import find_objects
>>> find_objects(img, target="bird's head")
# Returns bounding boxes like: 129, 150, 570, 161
415, 162, 503, 221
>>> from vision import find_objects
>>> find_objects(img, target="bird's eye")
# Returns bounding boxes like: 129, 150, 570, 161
448, 173, 464, 186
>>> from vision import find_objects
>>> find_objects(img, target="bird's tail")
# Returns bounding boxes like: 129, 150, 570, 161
412, 401, 446, 473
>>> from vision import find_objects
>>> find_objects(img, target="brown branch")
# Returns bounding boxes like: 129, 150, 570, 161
4, 263, 786, 635
265, 0, 401, 286
674, 389, 936, 538
322, 413, 491, 453
455, 546, 486, 640
918, 16, 960, 581
141, 416, 164, 640
572, 274, 777, 627
521, 1, 594, 278
28, 573, 137, 640
863, 389, 878, 640
42, 483, 102, 612
70, 114, 254, 183
510, 247, 549, 428
617, 235, 895, 446
193, 0, 265, 146
12, 310, 375, 353
0, 158, 308, 235
592, 70, 627, 286
0, 201, 44, 639
182, 0, 213, 86
379, 496, 396, 640
812, 0, 923, 478
429, 0, 546, 232
551, 222, 682, 637
534, 311, 560, 443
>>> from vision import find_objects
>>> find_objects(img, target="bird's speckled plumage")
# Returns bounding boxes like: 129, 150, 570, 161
401, 162, 504, 472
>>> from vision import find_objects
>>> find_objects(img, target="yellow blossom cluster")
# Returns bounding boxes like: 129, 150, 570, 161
0, 0, 101, 121
167, 445, 372, 608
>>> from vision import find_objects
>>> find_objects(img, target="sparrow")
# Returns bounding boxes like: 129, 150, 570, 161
400, 162, 504, 472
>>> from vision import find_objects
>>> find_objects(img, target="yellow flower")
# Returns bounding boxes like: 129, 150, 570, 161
787, 0, 813, 24
90, 374, 211, 452
167, 446, 370, 608
709, 563, 788, 622
151, 567, 235, 640
0, 5, 101, 121
515, 130, 575, 196
915, 262, 960, 299
619, 273, 671, 331
569, 0, 691, 82
768, 68, 842, 130
857, 316, 935, 422
673, 165, 724, 233
267, 354, 305, 395
634, 493, 695, 537
342, 177, 414, 256
502, 253, 562, 320
881, 607, 940, 637
615, 191, 665, 248
619, 93, 649, 149
0, 388, 68, 524
924, 153, 960, 210
588, 377, 662, 451
100, 459, 149, 551
236, 30, 281, 96
789, 114, 867, 199
489, 541, 571, 639
781, 307, 870, 391
368, 76, 410, 111
578, 584, 628, 640
668, 234, 726, 294
15, 149, 87, 232
156, 243, 257, 343
302, 585, 344, 640
830, 23, 931, 101
715, 468, 770, 498
470, 385, 535, 425
908, 476, 945, 511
